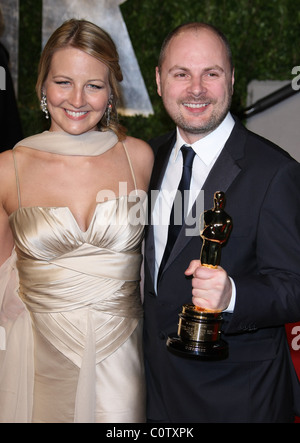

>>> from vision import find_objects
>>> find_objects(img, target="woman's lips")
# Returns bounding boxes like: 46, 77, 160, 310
64, 109, 88, 119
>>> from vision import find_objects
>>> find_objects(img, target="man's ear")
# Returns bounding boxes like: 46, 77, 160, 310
155, 66, 162, 97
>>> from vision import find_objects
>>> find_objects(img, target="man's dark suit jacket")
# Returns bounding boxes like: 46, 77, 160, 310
143, 117, 300, 423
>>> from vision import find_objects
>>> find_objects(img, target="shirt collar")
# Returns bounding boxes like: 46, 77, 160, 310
174, 112, 235, 166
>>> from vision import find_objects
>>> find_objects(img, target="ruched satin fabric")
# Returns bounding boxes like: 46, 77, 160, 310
1, 195, 146, 423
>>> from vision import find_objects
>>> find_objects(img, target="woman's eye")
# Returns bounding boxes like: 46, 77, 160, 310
54, 81, 72, 87
88, 84, 102, 89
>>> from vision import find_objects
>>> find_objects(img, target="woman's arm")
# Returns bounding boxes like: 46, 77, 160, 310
0, 151, 15, 266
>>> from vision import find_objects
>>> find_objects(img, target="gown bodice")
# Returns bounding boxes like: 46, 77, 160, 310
9, 198, 144, 315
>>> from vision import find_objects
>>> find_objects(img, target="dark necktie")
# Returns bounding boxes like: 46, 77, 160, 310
158, 145, 196, 280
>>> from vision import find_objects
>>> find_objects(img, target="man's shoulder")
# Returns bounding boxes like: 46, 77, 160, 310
231, 116, 296, 164
148, 130, 176, 155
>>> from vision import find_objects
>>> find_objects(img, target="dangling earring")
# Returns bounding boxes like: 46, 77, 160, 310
106, 95, 113, 126
40, 91, 49, 119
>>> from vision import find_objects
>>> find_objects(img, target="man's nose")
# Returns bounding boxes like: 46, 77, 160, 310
188, 76, 208, 97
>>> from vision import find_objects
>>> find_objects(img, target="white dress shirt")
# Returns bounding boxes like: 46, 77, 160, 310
153, 112, 236, 311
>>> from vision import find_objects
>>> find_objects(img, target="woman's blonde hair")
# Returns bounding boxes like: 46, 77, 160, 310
36, 18, 126, 139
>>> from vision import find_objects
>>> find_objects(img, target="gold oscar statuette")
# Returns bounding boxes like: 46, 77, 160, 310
167, 191, 233, 360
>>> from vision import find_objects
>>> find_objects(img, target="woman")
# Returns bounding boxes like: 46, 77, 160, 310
0, 19, 153, 423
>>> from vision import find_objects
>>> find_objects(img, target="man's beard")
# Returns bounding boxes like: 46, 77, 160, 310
165, 91, 233, 136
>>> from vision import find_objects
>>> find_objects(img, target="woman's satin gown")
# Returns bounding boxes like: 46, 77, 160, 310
0, 134, 146, 423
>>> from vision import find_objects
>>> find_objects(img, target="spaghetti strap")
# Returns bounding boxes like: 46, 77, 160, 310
12, 150, 21, 209
122, 142, 138, 194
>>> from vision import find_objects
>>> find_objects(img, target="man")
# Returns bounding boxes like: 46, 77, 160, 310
143, 22, 300, 423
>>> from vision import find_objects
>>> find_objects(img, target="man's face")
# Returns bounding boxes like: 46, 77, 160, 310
156, 29, 235, 144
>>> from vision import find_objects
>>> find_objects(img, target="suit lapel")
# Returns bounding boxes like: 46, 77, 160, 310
145, 132, 176, 281
162, 120, 246, 275
202, 142, 242, 208
149, 132, 176, 192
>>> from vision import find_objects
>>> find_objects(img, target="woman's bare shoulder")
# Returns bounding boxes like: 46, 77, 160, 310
123, 136, 154, 163
0, 150, 16, 205
0, 148, 14, 162
121, 136, 154, 190
0, 150, 14, 180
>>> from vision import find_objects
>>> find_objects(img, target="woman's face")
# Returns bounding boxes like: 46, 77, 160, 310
43, 46, 111, 134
